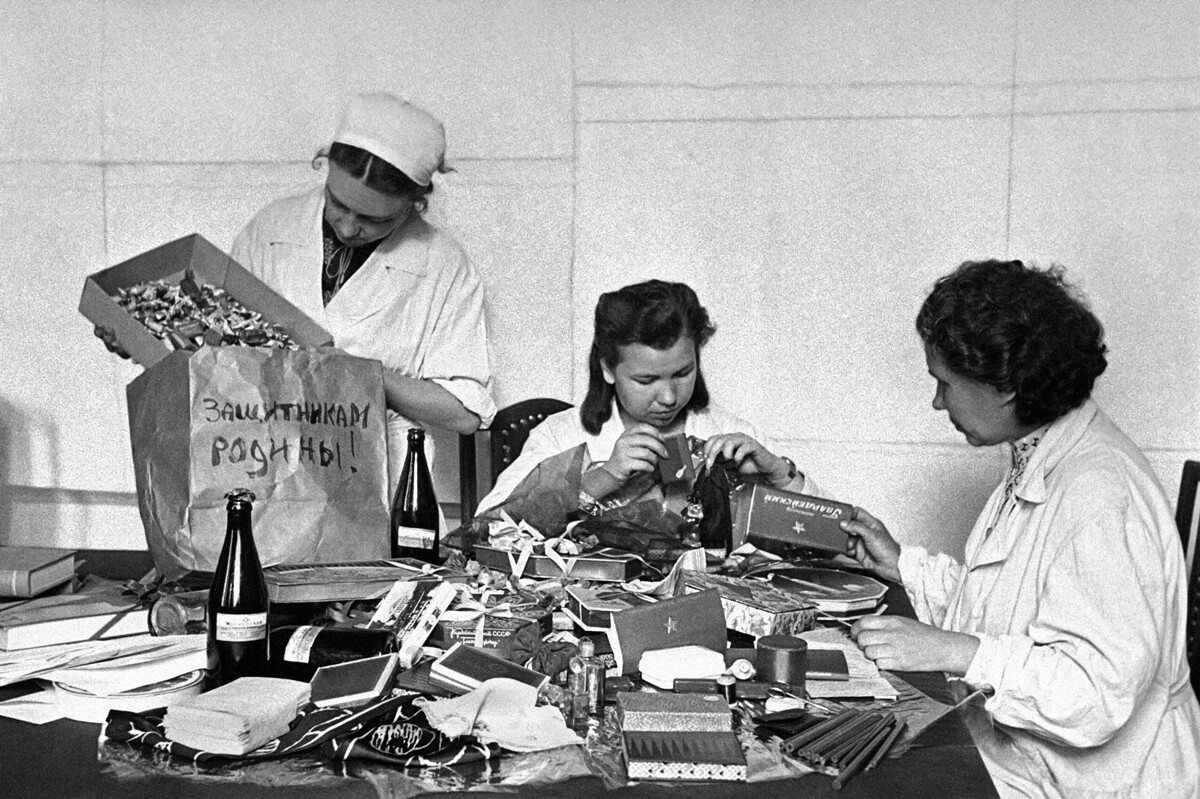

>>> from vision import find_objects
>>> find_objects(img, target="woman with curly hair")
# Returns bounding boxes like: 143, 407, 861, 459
843, 261, 1200, 798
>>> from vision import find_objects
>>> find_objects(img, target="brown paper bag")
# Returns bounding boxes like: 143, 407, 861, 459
126, 346, 390, 581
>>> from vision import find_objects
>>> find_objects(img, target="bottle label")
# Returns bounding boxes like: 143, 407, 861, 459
215, 612, 267, 642
393, 525, 436, 548
283, 625, 322, 663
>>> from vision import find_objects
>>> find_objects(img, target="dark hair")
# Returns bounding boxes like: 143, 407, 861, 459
312, 142, 434, 210
915, 260, 1108, 427
580, 280, 716, 434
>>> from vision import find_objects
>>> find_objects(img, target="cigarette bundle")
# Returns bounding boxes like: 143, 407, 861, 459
779, 707, 907, 790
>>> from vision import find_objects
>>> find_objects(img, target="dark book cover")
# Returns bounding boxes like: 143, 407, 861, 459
429, 642, 549, 694
807, 648, 851, 681
0, 547, 76, 599
608, 589, 727, 675
311, 653, 399, 707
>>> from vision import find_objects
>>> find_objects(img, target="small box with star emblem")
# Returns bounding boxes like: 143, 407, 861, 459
608, 590, 727, 675
730, 484, 853, 557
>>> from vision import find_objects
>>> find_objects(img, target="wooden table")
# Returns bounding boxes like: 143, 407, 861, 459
0, 550, 999, 799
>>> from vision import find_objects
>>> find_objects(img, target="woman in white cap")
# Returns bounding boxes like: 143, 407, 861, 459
231, 93, 496, 488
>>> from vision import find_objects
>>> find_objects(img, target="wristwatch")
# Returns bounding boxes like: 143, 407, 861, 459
777, 456, 799, 487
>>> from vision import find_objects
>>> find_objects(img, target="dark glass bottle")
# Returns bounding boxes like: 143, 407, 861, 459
207, 488, 269, 687
268, 625, 398, 682
390, 427, 440, 563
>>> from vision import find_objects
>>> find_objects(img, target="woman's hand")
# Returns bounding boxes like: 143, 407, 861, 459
601, 424, 668, 484
702, 433, 793, 488
850, 615, 980, 675
840, 506, 902, 583
93, 325, 131, 360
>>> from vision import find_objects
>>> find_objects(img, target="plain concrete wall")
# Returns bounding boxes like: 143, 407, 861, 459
1, 0, 1197, 558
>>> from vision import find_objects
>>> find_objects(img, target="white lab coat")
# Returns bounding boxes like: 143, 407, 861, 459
231, 185, 496, 492
899, 400, 1200, 799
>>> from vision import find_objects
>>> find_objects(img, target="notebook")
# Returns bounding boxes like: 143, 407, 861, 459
429, 642, 549, 694
311, 653, 399, 708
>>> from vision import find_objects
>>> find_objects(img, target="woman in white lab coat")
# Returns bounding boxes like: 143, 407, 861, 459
842, 260, 1200, 799
231, 93, 496, 489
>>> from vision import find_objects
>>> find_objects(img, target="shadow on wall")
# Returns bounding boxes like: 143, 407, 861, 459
0, 393, 63, 544
905, 449, 1004, 558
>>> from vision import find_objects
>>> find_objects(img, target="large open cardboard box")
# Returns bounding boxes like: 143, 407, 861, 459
79, 234, 332, 369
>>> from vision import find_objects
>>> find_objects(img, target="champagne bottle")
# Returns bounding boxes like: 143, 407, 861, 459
207, 488, 269, 687
390, 427, 440, 564
267, 625, 398, 682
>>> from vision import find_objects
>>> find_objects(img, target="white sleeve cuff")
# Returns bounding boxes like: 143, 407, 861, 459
432, 377, 497, 429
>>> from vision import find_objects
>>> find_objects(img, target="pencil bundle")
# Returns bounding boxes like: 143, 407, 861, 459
779, 708, 907, 790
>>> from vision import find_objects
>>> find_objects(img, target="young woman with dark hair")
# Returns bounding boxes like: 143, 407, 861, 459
477, 279, 813, 517
842, 260, 1200, 799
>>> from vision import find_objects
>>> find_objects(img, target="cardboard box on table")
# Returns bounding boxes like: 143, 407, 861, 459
682, 571, 817, 639
731, 484, 853, 557
79, 235, 391, 581
79, 234, 333, 368
427, 613, 545, 661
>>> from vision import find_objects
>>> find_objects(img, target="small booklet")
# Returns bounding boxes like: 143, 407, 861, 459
310, 653, 399, 708
429, 642, 549, 694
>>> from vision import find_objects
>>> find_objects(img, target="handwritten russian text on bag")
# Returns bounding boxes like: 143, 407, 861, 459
127, 346, 390, 581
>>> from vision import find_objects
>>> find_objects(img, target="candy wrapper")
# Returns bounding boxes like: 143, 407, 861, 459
116, 269, 297, 351
79, 233, 331, 369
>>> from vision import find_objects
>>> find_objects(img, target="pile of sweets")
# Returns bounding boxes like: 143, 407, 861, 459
116, 269, 297, 351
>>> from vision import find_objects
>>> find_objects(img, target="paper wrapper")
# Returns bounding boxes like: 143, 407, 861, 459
126, 346, 390, 581
446, 444, 692, 572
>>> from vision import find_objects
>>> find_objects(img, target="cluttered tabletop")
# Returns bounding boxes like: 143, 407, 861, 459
0, 534, 998, 799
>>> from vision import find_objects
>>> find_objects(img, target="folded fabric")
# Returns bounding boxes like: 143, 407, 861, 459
419, 677, 582, 753
164, 677, 310, 755
638, 645, 726, 690
106, 692, 481, 765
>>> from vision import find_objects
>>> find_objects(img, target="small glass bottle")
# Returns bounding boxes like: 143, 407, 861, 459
390, 428, 440, 564
149, 590, 209, 635
570, 637, 606, 718
567, 669, 590, 730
